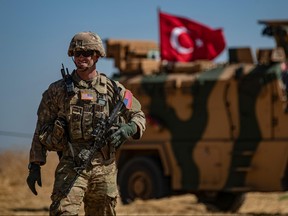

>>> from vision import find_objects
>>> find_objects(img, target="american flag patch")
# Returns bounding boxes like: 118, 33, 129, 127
123, 90, 133, 109
81, 92, 94, 100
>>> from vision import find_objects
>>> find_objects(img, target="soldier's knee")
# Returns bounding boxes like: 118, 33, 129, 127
49, 203, 79, 216
50, 194, 80, 216
84, 195, 117, 216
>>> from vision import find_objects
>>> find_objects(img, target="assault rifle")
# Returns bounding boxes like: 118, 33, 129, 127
51, 89, 131, 210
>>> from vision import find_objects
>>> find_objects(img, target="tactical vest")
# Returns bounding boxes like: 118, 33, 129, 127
65, 73, 111, 143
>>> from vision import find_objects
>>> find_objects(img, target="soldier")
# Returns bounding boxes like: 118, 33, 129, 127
26, 31, 146, 216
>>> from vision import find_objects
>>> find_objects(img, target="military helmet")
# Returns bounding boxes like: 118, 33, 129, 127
68, 31, 106, 57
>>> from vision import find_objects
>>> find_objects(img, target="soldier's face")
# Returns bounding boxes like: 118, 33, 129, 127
74, 50, 99, 70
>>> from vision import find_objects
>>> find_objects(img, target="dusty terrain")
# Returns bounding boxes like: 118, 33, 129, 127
1, 150, 288, 216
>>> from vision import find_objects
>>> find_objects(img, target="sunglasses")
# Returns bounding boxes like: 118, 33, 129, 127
74, 50, 95, 57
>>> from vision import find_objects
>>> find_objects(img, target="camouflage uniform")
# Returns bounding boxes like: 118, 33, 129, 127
28, 32, 146, 216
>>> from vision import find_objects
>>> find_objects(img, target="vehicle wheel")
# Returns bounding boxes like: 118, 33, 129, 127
196, 191, 245, 212
117, 156, 170, 204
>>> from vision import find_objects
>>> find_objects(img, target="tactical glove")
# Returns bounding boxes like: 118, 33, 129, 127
26, 163, 42, 195
109, 122, 137, 148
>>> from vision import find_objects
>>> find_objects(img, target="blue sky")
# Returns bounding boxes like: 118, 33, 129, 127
0, 0, 287, 150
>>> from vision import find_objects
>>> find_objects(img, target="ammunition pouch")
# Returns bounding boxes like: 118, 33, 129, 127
39, 119, 67, 151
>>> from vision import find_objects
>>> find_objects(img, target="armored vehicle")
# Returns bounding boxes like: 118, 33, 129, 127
106, 20, 288, 211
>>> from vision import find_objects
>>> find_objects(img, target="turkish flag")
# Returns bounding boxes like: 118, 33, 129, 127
159, 11, 226, 62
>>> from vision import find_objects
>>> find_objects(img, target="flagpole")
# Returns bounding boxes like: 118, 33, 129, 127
157, 7, 162, 62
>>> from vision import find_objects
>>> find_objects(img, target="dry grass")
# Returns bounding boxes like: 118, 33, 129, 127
0, 150, 29, 186
1, 150, 288, 215
0, 150, 58, 187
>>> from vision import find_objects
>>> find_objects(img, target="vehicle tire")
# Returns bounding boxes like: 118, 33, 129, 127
196, 191, 245, 212
117, 156, 170, 204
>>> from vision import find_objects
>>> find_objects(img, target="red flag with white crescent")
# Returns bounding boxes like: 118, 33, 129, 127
159, 11, 226, 62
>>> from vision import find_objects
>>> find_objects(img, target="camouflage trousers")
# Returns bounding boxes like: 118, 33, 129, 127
49, 151, 118, 216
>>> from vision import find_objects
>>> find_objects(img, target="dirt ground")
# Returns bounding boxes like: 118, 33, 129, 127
1, 150, 288, 216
